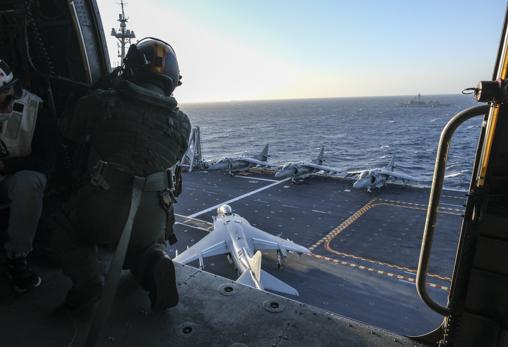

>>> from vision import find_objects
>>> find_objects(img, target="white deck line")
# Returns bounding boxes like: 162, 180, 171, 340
175, 214, 213, 226
439, 202, 464, 208
311, 209, 329, 214
234, 175, 280, 183
189, 177, 291, 218
174, 222, 210, 232
398, 279, 416, 286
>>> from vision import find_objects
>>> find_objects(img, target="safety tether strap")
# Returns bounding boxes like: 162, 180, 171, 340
84, 176, 145, 347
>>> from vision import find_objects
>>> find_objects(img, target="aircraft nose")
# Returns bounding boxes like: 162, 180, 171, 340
209, 162, 225, 170
275, 169, 289, 178
353, 179, 365, 189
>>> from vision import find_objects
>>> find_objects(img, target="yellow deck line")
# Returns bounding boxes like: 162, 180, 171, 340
307, 253, 449, 292
309, 198, 452, 281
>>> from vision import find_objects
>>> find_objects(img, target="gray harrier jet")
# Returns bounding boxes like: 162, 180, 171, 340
207, 144, 275, 175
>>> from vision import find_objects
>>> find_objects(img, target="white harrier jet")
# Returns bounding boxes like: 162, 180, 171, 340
174, 205, 310, 296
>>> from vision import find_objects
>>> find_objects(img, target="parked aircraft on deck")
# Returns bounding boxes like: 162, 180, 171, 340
274, 147, 343, 183
174, 205, 310, 296
348, 156, 419, 192
207, 144, 275, 175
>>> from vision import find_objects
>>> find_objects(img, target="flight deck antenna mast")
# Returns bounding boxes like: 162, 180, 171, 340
182, 126, 205, 172
110, 0, 136, 65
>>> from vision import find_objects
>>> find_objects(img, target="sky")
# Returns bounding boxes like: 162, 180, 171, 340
97, 0, 507, 103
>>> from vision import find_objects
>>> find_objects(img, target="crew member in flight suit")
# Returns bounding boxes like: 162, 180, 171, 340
0, 59, 54, 293
57, 38, 191, 311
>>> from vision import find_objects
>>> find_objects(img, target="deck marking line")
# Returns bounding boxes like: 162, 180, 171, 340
312, 209, 329, 214
203, 190, 219, 195
324, 243, 451, 281
306, 253, 447, 292
374, 202, 462, 216
188, 177, 291, 218
175, 213, 213, 226
234, 175, 280, 183
376, 199, 463, 214
399, 280, 416, 285
315, 199, 452, 281
442, 194, 466, 200
309, 198, 377, 250
440, 202, 465, 208
174, 222, 211, 233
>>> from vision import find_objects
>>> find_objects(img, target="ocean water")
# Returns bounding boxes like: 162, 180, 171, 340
180, 94, 481, 190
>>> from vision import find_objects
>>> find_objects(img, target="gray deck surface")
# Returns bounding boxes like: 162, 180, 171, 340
0, 262, 424, 347
0, 169, 463, 345
171, 170, 465, 336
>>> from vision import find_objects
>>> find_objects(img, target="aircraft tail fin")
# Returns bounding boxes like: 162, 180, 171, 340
256, 144, 269, 162
260, 270, 299, 296
236, 270, 258, 289
313, 146, 325, 165
389, 155, 395, 171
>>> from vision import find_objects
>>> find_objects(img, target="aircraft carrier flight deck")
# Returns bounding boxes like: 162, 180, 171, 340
0, 167, 465, 345
171, 169, 465, 336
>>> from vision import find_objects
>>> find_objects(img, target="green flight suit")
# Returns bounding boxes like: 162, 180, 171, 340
57, 79, 190, 289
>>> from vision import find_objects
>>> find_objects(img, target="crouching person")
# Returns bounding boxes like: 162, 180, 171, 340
57, 38, 191, 312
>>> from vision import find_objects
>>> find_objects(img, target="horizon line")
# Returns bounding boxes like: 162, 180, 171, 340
179, 92, 469, 105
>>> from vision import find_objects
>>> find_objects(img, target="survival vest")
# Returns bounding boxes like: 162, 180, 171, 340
0, 89, 42, 158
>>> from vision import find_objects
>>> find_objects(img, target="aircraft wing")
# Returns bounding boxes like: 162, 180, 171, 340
378, 169, 418, 182
304, 162, 344, 174
173, 228, 229, 265
241, 157, 279, 167
245, 224, 310, 254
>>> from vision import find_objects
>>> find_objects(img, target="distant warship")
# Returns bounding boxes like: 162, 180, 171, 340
398, 93, 450, 107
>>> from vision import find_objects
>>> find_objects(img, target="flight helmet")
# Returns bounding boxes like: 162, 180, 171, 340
0, 59, 22, 110
123, 37, 182, 96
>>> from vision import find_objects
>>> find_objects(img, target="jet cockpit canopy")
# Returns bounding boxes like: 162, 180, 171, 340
359, 170, 370, 179
217, 204, 233, 216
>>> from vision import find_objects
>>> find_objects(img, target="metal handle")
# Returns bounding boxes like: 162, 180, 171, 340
416, 105, 489, 316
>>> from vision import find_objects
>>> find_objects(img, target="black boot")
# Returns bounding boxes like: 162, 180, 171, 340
6, 257, 41, 293
144, 251, 179, 312
64, 276, 104, 311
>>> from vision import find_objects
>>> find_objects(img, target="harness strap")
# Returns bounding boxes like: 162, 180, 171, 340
84, 176, 145, 347
159, 167, 179, 245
